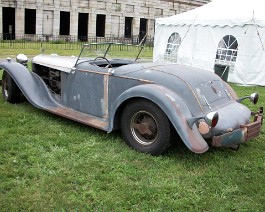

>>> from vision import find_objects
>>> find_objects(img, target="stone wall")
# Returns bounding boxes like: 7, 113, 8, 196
0, 0, 210, 39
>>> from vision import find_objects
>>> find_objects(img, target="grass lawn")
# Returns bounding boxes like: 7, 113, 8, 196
0, 73, 264, 210
0, 43, 153, 60
0, 46, 80, 59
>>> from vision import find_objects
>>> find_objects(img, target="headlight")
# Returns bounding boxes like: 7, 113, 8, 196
237, 93, 259, 104
250, 93, 259, 104
16, 54, 28, 66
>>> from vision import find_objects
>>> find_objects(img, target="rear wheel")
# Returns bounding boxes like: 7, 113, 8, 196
2, 71, 21, 103
121, 99, 171, 155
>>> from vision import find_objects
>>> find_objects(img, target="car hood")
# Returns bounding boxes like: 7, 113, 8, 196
32, 54, 78, 73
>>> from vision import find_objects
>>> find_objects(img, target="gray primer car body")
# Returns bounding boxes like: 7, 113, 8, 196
0, 43, 263, 154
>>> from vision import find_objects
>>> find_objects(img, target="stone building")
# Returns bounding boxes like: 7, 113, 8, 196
0, 0, 210, 40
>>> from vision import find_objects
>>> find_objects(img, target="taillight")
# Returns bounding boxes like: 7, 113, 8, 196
211, 114, 218, 127
205, 111, 219, 128
187, 111, 219, 128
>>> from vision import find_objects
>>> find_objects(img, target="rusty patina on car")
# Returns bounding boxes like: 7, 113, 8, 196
0, 43, 263, 155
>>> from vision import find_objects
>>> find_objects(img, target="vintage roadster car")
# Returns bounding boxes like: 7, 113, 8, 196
0, 43, 263, 155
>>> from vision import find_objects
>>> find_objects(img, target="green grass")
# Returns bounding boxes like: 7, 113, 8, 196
0, 43, 153, 60
0, 84, 264, 211
0, 45, 81, 59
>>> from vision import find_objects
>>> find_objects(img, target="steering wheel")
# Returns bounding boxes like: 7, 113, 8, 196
93, 56, 112, 68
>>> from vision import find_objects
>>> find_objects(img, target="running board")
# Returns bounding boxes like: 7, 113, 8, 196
47, 106, 108, 130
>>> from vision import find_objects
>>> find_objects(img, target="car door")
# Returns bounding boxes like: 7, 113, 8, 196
62, 65, 108, 119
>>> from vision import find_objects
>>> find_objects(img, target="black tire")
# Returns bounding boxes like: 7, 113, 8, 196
121, 99, 171, 155
2, 71, 21, 103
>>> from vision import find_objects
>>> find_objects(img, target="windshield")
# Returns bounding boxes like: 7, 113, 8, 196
76, 43, 146, 64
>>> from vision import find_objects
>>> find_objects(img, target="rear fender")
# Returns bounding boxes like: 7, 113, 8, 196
110, 84, 209, 153
0, 60, 59, 109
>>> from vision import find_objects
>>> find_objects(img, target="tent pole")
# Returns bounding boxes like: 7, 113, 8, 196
252, 10, 265, 51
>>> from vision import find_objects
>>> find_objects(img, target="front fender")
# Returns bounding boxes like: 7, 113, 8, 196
109, 84, 209, 153
0, 60, 59, 109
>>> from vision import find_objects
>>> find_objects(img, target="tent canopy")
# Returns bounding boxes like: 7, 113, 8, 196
154, 0, 265, 86
156, 0, 265, 27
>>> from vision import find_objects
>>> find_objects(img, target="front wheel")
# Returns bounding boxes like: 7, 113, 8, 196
2, 71, 21, 103
121, 99, 171, 155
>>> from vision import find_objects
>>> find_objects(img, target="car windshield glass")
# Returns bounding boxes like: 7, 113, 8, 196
76, 43, 145, 63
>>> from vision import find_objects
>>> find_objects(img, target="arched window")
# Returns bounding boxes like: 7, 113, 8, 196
164, 32, 181, 63
215, 35, 238, 65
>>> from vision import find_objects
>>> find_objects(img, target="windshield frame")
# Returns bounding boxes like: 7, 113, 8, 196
75, 42, 145, 67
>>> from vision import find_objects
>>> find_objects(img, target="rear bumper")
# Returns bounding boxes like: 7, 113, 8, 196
212, 107, 263, 148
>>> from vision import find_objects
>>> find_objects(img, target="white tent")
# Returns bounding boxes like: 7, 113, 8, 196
154, 0, 265, 86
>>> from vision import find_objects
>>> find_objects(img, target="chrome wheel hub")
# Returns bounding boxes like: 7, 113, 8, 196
130, 111, 158, 145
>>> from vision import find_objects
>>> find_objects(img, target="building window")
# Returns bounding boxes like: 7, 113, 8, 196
45, 0, 54, 5
125, 17, 133, 38
164, 32, 181, 63
141, 7, 149, 15
139, 18, 148, 42
60, 0, 70, 7
126, 4, 134, 13
112, 3, 121, 12
25, 9, 36, 34
2, 7, 15, 40
215, 35, 238, 66
78, 13, 89, 41
155, 8, 163, 16
60, 11, 70, 35
169, 9, 177, 15
96, 14, 106, 37
98, 1, 106, 10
